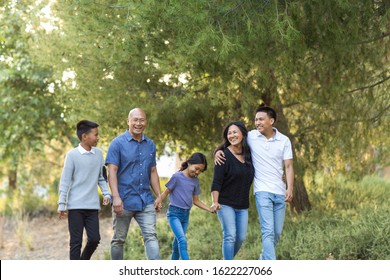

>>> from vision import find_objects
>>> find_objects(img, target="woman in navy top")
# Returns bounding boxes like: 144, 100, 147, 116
211, 121, 255, 260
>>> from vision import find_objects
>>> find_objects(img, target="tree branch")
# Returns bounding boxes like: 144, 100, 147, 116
347, 75, 390, 93
94, 2, 131, 9
371, 104, 390, 123
357, 32, 390, 44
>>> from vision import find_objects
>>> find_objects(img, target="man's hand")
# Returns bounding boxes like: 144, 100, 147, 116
285, 188, 293, 202
112, 196, 124, 215
214, 150, 226, 165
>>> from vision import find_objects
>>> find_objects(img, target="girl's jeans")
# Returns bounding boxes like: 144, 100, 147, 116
167, 205, 190, 260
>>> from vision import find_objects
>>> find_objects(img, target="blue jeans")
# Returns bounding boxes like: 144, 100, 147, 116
217, 204, 248, 260
111, 204, 160, 260
167, 205, 190, 260
255, 191, 286, 260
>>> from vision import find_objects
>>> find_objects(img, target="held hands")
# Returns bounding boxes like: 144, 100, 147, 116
210, 202, 221, 214
154, 195, 163, 212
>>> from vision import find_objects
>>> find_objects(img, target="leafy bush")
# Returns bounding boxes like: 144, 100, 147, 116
278, 208, 390, 259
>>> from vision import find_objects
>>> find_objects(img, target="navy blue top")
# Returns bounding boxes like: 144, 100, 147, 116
106, 130, 157, 211
211, 148, 254, 209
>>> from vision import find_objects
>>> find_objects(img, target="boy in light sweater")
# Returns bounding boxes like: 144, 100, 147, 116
58, 120, 111, 260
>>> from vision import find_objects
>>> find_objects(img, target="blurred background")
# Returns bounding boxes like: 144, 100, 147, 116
0, 0, 389, 260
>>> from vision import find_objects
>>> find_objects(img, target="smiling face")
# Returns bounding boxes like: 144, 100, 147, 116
128, 108, 147, 140
186, 163, 206, 178
82, 127, 99, 149
255, 111, 274, 135
227, 124, 243, 147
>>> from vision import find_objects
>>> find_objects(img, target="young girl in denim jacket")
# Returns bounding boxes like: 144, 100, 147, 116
161, 152, 215, 260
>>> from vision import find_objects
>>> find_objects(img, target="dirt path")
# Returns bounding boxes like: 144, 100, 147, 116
0, 215, 113, 260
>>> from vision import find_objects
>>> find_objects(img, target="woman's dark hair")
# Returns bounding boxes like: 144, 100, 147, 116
76, 120, 99, 141
215, 121, 252, 165
180, 152, 208, 171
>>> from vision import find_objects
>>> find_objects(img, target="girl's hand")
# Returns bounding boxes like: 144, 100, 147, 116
154, 195, 163, 212
155, 202, 163, 212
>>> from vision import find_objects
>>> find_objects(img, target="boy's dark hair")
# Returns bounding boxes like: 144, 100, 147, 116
76, 120, 99, 141
256, 104, 277, 123
180, 152, 208, 172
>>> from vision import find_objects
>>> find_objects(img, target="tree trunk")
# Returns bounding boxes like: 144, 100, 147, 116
274, 106, 311, 213
288, 159, 312, 213
8, 168, 17, 190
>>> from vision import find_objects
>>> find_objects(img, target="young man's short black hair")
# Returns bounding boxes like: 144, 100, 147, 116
256, 104, 277, 123
76, 120, 99, 141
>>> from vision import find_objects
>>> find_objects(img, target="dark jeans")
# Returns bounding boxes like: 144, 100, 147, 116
68, 209, 100, 260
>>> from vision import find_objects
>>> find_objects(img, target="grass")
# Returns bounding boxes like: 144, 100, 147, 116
2, 172, 389, 260
122, 173, 390, 260
15, 212, 34, 251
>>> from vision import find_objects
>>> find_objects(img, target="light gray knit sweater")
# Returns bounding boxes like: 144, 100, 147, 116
57, 146, 111, 212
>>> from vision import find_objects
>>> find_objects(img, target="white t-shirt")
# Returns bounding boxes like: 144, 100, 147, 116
248, 128, 293, 195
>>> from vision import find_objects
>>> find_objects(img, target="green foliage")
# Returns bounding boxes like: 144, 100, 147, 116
278, 174, 390, 260
279, 208, 390, 260
0, 2, 71, 188
124, 174, 390, 260
1, 188, 46, 217
40, 0, 389, 180
306, 173, 390, 211
0, 0, 389, 258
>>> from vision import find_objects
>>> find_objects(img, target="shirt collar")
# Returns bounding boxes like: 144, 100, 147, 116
77, 144, 96, 154
257, 127, 281, 141
125, 130, 145, 142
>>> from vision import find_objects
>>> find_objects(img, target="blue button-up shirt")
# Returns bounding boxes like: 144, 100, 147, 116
106, 130, 157, 211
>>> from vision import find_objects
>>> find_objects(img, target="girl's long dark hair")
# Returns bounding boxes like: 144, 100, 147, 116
215, 121, 252, 165
180, 152, 208, 171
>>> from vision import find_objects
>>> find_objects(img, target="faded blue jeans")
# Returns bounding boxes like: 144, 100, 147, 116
255, 191, 286, 260
167, 205, 190, 260
111, 204, 160, 260
217, 204, 248, 260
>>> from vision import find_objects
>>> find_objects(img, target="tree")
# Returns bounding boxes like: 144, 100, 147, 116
39, 0, 389, 212
0, 2, 70, 189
